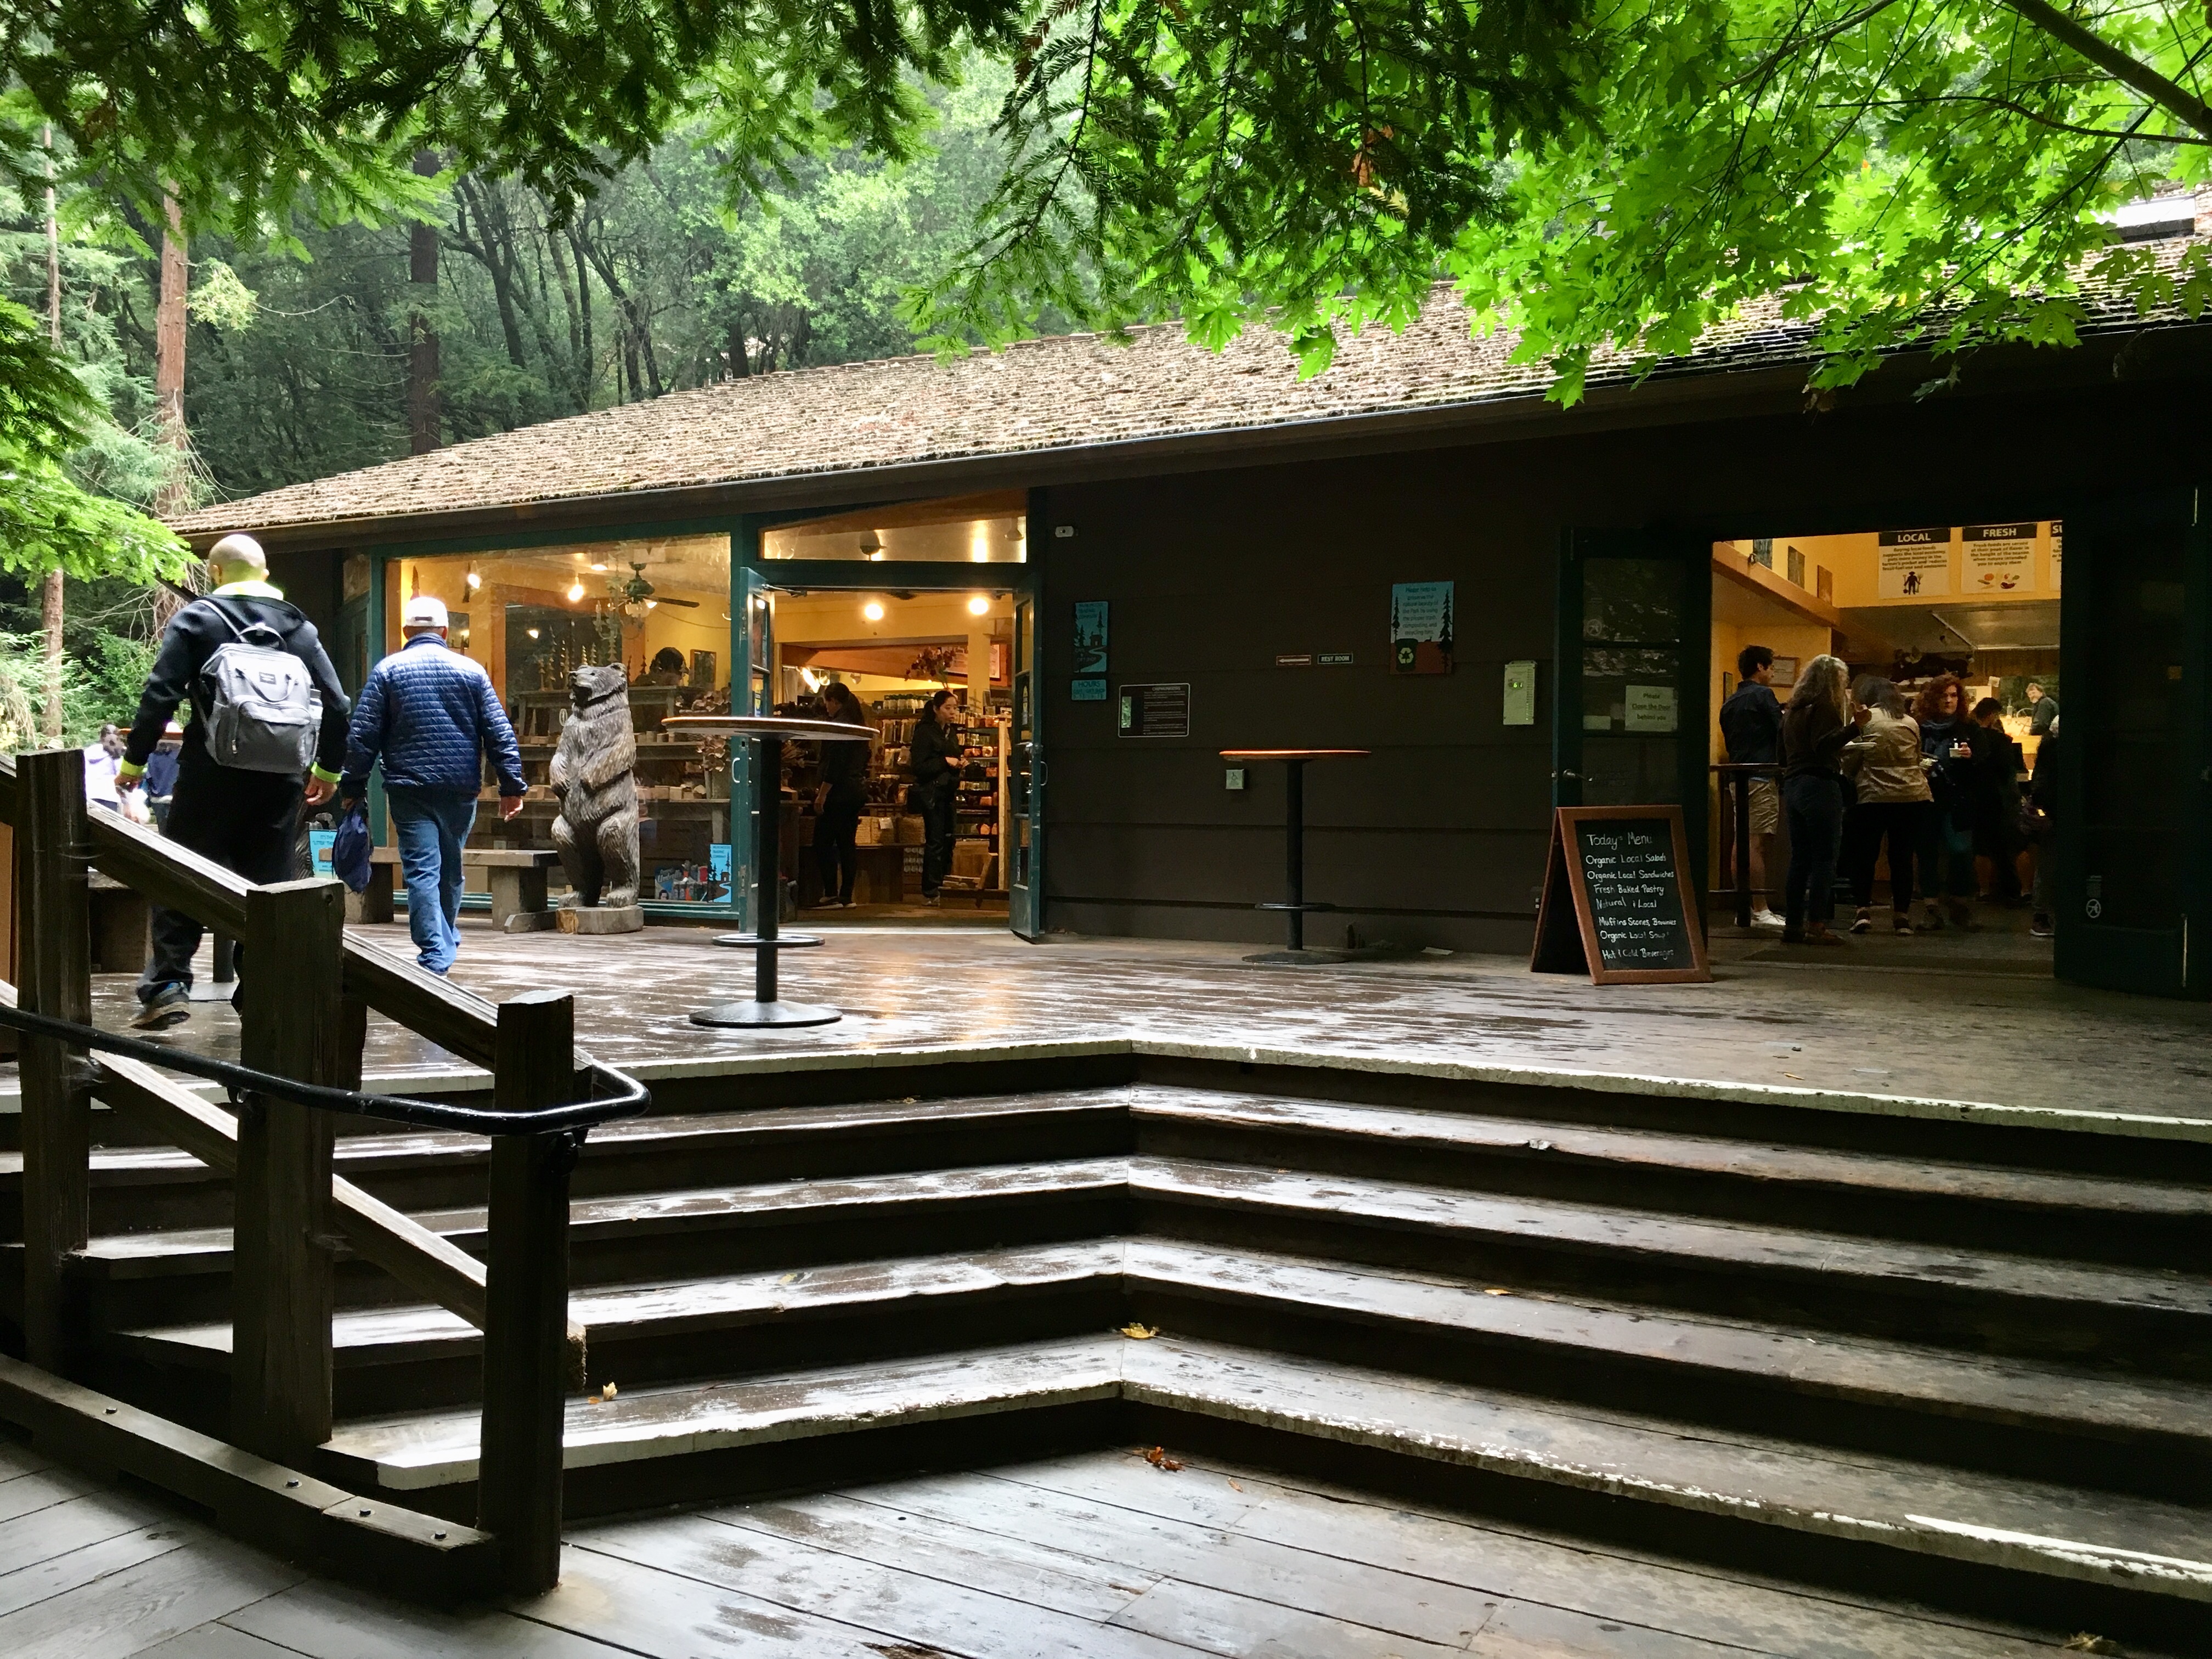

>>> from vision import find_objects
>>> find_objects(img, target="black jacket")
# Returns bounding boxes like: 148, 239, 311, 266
1779, 698, 1854, 780
124, 590, 352, 777
908, 713, 961, 788
1718, 682, 1784, 766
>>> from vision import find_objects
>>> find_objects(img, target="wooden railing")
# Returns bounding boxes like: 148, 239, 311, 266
0, 749, 646, 1593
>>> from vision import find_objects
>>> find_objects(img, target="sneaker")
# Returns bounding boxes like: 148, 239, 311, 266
1803, 924, 1847, 946
1849, 907, 1873, 934
1749, 909, 1787, 931
1916, 903, 1945, 933
1892, 913, 1916, 935
2030, 912, 2055, 938
130, 984, 190, 1031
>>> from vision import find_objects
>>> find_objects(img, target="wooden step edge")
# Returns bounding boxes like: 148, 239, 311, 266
1121, 1339, 2212, 1608
0, 1351, 499, 1596
324, 1335, 1131, 1492
1127, 1093, 2212, 1222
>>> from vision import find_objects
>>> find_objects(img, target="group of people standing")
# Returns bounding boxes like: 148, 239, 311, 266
1722, 645, 2057, 948
803, 681, 963, 909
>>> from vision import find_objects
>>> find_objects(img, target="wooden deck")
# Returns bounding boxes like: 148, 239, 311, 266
0, 1428, 2112, 1658
37, 916, 2212, 1128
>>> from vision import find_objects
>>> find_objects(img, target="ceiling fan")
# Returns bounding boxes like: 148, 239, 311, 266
622, 562, 699, 608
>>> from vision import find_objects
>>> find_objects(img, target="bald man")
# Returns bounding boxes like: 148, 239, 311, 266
116, 533, 352, 1028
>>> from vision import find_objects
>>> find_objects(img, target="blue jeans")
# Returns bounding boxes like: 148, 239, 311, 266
387, 786, 477, 973
1782, 773, 1846, 932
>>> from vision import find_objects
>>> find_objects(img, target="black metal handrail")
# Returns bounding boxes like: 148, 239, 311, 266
0, 1002, 648, 1136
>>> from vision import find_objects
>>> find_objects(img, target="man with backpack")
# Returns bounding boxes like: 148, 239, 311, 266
115, 533, 352, 1029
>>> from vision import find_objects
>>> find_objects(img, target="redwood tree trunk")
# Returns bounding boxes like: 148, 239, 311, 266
41, 126, 64, 742
153, 194, 189, 518
408, 150, 442, 453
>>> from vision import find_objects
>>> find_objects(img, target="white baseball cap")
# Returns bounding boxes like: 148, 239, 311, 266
402, 595, 449, 630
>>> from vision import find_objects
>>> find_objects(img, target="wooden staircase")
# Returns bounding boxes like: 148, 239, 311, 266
9, 1052, 2210, 1648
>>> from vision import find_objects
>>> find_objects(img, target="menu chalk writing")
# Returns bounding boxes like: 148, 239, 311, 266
1531, 805, 1711, 984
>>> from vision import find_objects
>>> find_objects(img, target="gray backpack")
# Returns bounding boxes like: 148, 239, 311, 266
201, 601, 322, 774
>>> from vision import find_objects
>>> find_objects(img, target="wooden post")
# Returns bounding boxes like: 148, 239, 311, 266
478, 989, 577, 1594
19, 751, 92, 1373
231, 877, 346, 1464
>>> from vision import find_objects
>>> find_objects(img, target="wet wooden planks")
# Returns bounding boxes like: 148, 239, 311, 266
1, 1435, 2097, 1658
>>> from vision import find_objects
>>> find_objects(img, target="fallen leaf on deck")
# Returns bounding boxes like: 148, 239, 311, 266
1782, 1073, 1803, 1080
2062, 1637, 2119, 1655
780, 1272, 801, 1285
1143, 1445, 1184, 1471
1227, 1479, 1243, 1492
1119, 1322, 1159, 1340
602, 1381, 618, 1399
1483, 1288, 1512, 1296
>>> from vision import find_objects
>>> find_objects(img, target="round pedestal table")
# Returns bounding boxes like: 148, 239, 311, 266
662, 714, 874, 1028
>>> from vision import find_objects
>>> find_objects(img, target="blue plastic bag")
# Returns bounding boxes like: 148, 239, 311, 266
331, 803, 373, 894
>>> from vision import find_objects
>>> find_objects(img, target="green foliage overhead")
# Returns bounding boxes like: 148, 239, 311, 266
917, 0, 2212, 396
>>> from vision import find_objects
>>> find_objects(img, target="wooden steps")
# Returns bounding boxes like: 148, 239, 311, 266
317, 1332, 2212, 1611
25, 1059, 2212, 1641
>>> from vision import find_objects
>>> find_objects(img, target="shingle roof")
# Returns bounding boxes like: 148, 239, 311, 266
172, 259, 2204, 540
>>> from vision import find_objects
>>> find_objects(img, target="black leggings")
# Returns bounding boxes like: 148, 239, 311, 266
1844, 800, 1925, 912
814, 782, 865, 902
1782, 772, 1846, 930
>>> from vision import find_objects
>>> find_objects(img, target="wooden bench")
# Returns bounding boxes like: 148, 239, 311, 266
361, 847, 563, 932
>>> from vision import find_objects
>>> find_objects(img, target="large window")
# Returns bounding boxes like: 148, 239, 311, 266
386, 533, 737, 906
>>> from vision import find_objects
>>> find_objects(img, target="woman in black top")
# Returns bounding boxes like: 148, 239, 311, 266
811, 681, 873, 907
1778, 654, 1869, 945
907, 689, 963, 902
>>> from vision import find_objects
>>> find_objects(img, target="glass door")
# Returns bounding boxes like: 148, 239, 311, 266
2054, 489, 2210, 996
1554, 531, 1709, 882
1008, 591, 1045, 940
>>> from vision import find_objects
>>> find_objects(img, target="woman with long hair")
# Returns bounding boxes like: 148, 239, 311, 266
1912, 673, 1984, 930
1840, 677, 1927, 934
1778, 654, 1867, 944
809, 680, 874, 909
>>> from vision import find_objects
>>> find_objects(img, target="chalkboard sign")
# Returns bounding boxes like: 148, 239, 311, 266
1530, 805, 1711, 984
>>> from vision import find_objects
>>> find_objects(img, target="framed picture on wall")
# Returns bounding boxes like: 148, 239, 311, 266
1770, 656, 1799, 687
691, 650, 717, 687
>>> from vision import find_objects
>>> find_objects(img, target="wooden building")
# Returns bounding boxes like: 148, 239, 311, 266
175, 263, 2212, 998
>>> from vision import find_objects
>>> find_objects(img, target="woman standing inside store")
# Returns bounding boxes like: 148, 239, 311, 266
1914, 675, 1985, 931
908, 689, 962, 905
1841, 678, 1927, 935
811, 681, 873, 908
1779, 654, 1869, 946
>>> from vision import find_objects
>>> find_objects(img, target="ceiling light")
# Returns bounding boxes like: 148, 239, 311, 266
526, 628, 540, 640
567, 580, 585, 603
967, 595, 990, 616
645, 599, 657, 610
465, 569, 482, 590
589, 561, 607, 572
863, 601, 885, 622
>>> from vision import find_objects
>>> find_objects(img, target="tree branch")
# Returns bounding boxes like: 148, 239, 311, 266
1998, 0, 2212, 137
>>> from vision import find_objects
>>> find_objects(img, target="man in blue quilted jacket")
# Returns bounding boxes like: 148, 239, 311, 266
341, 596, 526, 974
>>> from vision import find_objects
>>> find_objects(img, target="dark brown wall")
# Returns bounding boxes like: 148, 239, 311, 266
1039, 369, 2209, 950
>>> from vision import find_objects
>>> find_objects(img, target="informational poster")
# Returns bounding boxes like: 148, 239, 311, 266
1118, 682, 1190, 738
1623, 684, 1678, 733
308, 829, 336, 881
1502, 660, 1537, 726
1390, 582, 1455, 675
1877, 527, 1951, 597
2049, 520, 2063, 592
1072, 601, 1108, 701
1961, 522, 2038, 594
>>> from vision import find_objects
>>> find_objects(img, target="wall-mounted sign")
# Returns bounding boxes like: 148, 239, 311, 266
1318, 652, 1355, 667
1276, 653, 1314, 668
1961, 522, 2037, 594
1390, 582, 1455, 675
1877, 527, 1951, 597
1502, 661, 1537, 726
1073, 601, 1109, 700
2049, 520, 2064, 592
1118, 682, 1190, 738
1624, 684, 1678, 733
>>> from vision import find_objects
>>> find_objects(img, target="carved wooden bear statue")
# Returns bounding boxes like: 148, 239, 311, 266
550, 663, 641, 909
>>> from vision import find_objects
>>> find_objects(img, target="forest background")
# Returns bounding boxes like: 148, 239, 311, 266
0, 69, 1022, 744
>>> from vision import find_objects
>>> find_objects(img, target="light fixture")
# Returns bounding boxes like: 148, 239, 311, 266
859, 532, 884, 563
526, 628, 540, 640
589, 561, 608, 572
967, 595, 990, 616
465, 569, 482, 590
645, 599, 657, 610
862, 600, 885, 622
567, 580, 585, 603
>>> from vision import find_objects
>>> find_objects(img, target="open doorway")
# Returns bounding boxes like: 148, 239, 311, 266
763, 586, 1015, 923
1711, 522, 2061, 973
